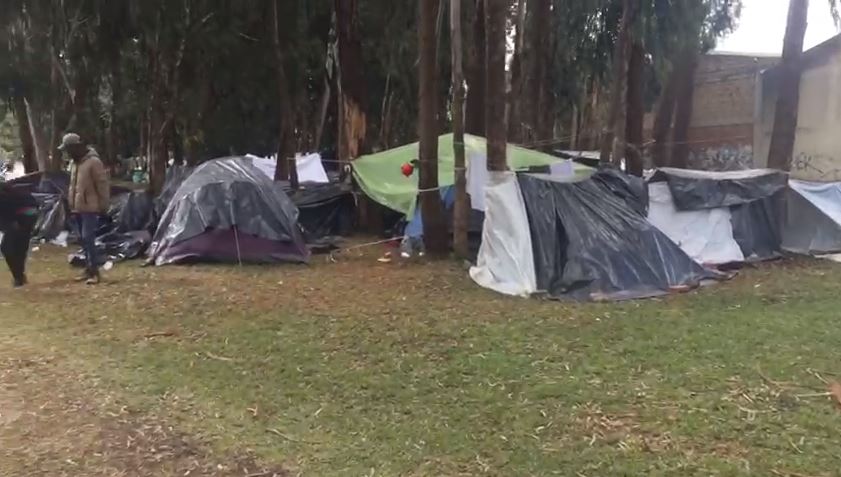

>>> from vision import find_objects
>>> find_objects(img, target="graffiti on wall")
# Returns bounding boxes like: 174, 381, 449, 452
687, 145, 754, 171
791, 153, 841, 181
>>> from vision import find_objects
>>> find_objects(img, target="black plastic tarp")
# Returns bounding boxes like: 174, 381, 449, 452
154, 165, 194, 219
649, 167, 786, 261
147, 157, 309, 265
650, 168, 788, 210
108, 191, 155, 233
592, 167, 649, 216
70, 230, 151, 267
285, 182, 355, 240
518, 172, 718, 301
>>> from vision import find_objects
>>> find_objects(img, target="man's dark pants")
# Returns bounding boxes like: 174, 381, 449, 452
0, 215, 36, 285
74, 213, 99, 277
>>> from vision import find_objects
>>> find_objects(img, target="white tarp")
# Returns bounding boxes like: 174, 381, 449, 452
467, 153, 576, 213
647, 183, 744, 265
246, 153, 329, 184
789, 180, 841, 225
466, 151, 488, 212
469, 172, 537, 297
1, 161, 25, 181
782, 180, 841, 254
295, 153, 329, 183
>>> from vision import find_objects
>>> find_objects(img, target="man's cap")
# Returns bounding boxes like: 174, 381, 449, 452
58, 133, 83, 151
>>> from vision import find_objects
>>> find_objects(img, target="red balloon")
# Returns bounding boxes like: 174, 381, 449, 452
401, 163, 414, 177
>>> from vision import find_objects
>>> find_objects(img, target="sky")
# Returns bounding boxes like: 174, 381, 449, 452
716, 0, 840, 55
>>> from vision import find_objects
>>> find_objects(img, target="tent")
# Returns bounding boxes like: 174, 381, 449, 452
146, 157, 309, 266
284, 182, 355, 240
646, 168, 788, 265
782, 180, 841, 255
352, 133, 590, 216
470, 170, 718, 301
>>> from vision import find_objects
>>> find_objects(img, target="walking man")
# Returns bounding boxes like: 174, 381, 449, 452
61, 133, 110, 284
0, 182, 38, 287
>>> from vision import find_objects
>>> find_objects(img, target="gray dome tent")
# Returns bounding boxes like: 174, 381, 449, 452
147, 157, 309, 266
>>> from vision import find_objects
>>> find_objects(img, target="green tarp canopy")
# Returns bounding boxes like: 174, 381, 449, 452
351, 133, 591, 215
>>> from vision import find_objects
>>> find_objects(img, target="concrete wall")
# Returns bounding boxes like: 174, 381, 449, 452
645, 53, 779, 170
756, 45, 841, 180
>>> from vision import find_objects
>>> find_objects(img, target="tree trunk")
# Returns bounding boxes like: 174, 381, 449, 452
507, 0, 527, 143
451, 0, 469, 259
569, 104, 579, 150
378, 73, 392, 149
24, 98, 50, 172
485, 0, 507, 171
314, 76, 332, 152
651, 70, 677, 167
418, 0, 448, 256
271, 0, 297, 187
465, 0, 486, 136
768, 0, 810, 171
170, 123, 184, 166
147, 106, 168, 194
139, 112, 147, 170
335, 0, 368, 163
525, 0, 552, 144
671, 46, 699, 169
106, 68, 122, 170
600, 0, 634, 165
625, 41, 645, 176
11, 93, 38, 173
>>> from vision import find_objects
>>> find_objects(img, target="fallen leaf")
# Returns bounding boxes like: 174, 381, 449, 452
829, 382, 841, 408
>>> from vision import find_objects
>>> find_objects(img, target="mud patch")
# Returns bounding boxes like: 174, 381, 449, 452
0, 341, 288, 477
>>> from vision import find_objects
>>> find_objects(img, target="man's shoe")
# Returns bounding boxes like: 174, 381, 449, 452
74, 271, 91, 282
85, 273, 100, 285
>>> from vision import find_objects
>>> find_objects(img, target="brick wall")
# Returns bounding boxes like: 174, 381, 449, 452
644, 53, 779, 170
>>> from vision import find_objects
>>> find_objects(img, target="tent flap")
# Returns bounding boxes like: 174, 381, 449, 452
518, 172, 718, 301
782, 180, 841, 254
647, 183, 744, 265
469, 172, 537, 297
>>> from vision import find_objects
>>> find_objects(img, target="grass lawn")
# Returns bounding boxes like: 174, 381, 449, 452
1, 246, 841, 476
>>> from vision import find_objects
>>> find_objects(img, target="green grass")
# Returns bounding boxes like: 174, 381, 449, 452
2, 248, 841, 476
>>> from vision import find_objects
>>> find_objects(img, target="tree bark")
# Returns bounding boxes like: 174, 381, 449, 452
335, 0, 367, 163
651, 70, 677, 167
24, 98, 50, 172
526, 0, 552, 144
314, 76, 332, 152
451, 0, 469, 259
768, 0, 810, 171
418, 0, 448, 256
671, 46, 699, 169
625, 41, 645, 176
12, 93, 39, 174
600, 0, 634, 165
507, 0, 527, 143
465, 0, 486, 136
271, 0, 298, 187
485, 0, 507, 171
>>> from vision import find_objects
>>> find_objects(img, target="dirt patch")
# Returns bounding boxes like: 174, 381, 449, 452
0, 389, 24, 426
0, 340, 288, 477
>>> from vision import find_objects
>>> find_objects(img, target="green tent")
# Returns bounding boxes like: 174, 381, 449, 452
351, 133, 592, 215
